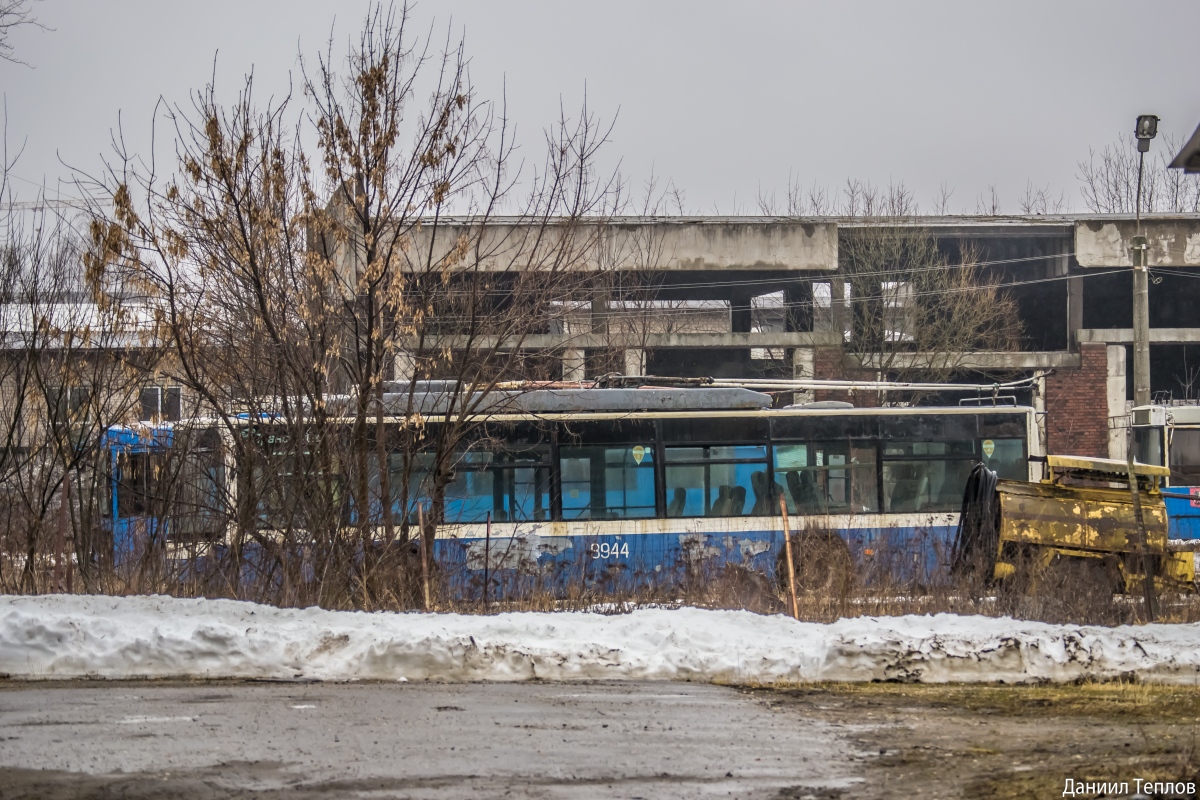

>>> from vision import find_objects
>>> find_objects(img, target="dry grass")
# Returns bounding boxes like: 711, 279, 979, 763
783, 679, 1200, 721
6, 531, 1200, 628
757, 681, 1200, 799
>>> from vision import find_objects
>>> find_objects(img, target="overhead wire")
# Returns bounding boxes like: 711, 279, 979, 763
392, 267, 1128, 326
600, 251, 1077, 293
1148, 268, 1200, 282
392, 250, 1078, 298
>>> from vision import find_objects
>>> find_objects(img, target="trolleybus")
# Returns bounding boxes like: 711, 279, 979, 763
101, 387, 1039, 596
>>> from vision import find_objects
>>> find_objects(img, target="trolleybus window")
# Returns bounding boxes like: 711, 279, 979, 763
385, 451, 437, 523
1133, 426, 1165, 471
773, 441, 879, 515
252, 452, 346, 531
664, 444, 770, 517
979, 438, 1026, 480
1170, 428, 1200, 482
660, 418, 769, 443
770, 415, 875, 441
170, 458, 227, 542
880, 441, 975, 513
979, 413, 1028, 439
439, 448, 550, 524
557, 419, 658, 520
879, 414, 977, 442
560, 445, 655, 520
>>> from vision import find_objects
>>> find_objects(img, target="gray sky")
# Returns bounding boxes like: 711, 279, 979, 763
3, 0, 1200, 213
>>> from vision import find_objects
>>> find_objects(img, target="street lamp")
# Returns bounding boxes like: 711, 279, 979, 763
1130, 112, 1162, 621
1131, 114, 1158, 408
1135, 114, 1159, 153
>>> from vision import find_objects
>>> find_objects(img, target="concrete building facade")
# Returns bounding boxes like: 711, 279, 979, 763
397, 213, 1200, 461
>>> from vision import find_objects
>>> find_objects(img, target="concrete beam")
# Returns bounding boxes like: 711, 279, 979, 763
852, 351, 1081, 370
1077, 328, 1200, 344
402, 218, 840, 273
1075, 217, 1200, 268
403, 331, 844, 352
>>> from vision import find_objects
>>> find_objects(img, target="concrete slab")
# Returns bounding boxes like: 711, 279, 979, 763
0, 680, 862, 799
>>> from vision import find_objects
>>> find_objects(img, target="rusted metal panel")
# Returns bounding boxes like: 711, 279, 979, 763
997, 479, 1168, 554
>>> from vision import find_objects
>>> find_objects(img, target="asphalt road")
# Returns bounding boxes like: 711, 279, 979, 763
0, 681, 861, 799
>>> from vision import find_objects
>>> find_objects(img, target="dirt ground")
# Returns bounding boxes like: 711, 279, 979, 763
755, 681, 1200, 799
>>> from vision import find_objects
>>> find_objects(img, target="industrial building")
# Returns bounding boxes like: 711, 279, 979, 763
386, 213, 1200, 462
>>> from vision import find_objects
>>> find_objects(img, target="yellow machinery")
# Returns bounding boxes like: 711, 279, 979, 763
955, 455, 1194, 592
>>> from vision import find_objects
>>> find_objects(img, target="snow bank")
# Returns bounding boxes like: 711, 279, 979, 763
3, 594, 1200, 684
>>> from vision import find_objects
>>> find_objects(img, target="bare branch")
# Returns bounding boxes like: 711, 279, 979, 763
0, 0, 44, 65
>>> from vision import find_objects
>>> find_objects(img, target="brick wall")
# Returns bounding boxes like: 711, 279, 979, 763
809, 346, 880, 406
1044, 342, 1109, 457
811, 347, 849, 404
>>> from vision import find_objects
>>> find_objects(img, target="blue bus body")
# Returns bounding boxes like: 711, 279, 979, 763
101, 423, 226, 565
1165, 492, 1200, 540
101, 424, 175, 562
100, 392, 1037, 596
426, 515, 958, 601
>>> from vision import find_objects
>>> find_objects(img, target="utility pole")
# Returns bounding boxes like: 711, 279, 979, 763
1132, 114, 1159, 408
1129, 113, 1160, 621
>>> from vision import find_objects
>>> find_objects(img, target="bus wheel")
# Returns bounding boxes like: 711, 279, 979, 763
779, 535, 855, 597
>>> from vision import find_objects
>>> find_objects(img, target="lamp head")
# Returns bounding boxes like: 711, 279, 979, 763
1136, 114, 1160, 152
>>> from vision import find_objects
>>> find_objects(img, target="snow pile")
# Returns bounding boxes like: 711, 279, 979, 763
3, 594, 1200, 684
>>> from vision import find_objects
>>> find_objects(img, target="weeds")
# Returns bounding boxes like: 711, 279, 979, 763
5, 523, 1199, 627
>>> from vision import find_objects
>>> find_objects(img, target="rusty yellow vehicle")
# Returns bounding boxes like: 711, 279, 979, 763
953, 455, 1195, 593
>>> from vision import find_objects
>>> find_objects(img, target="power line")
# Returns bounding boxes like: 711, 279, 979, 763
0, 199, 105, 211
604, 251, 1074, 293
385, 267, 1126, 326
392, 250, 1078, 300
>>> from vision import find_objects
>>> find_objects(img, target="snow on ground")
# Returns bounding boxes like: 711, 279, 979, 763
3, 594, 1200, 684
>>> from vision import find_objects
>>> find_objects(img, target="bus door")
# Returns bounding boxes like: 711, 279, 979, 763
1167, 419, 1200, 540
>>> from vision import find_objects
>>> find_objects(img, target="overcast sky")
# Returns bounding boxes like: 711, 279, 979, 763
3, 0, 1200, 214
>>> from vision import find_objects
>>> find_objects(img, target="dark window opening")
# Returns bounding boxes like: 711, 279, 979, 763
141, 387, 182, 422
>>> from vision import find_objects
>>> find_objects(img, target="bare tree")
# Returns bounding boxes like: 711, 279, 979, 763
0, 193, 160, 594
755, 171, 834, 216
932, 182, 955, 216
83, 2, 617, 610
1018, 181, 1069, 215
975, 185, 1001, 215
1078, 133, 1200, 214
0, 0, 41, 65
837, 222, 1021, 399
589, 169, 691, 376
756, 176, 921, 218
